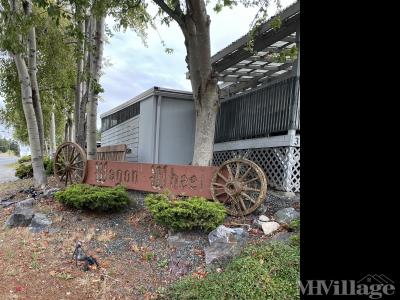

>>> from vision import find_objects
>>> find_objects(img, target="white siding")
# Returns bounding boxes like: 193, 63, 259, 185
101, 115, 139, 161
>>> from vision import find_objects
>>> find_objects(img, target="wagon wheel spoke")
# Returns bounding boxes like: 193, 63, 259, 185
215, 191, 227, 197
226, 164, 234, 180
239, 167, 252, 181
212, 182, 226, 188
217, 172, 229, 183
244, 177, 259, 185
244, 187, 261, 193
71, 152, 80, 164
241, 192, 256, 204
235, 162, 241, 179
71, 160, 83, 167
239, 196, 248, 211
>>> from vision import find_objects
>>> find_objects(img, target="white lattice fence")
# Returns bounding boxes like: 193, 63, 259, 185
213, 146, 300, 192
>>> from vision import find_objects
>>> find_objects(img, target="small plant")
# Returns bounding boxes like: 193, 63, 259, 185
144, 251, 155, 262
55, 184, 130, 212
18, 155, 31, 164
289, 218, 300, 231
157, 258, 169, 269
15, 162, 33, 179
44, 156, 53, 176
144, 193, 227, 232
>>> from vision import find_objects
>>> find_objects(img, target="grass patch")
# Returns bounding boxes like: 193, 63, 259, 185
163, 242, 300, 300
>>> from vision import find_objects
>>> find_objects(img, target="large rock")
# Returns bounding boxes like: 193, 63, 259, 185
42, 188, 60, 198
253, 215, 270, 229
4, 208, 34, 228
208, 225, 248, 245
15, 198, 35, 209
274, 207, 300, 226
269, 231, 296, 244
204, 225, 249, 268
261, 222, 280, 235
29, 213, 52, 233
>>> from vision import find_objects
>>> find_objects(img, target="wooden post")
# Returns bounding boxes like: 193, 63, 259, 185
289, 27, 300, 133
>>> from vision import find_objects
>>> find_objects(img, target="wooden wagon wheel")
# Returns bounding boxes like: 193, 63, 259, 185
54, 142, 87, 187
211, 158, 267, 216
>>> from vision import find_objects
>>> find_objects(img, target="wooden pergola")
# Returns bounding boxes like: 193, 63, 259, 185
211, 1, 300, 99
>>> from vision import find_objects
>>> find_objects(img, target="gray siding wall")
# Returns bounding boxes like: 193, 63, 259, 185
101, 115, 140, 161
158, 97, 195, 165
138, 95, 156, 163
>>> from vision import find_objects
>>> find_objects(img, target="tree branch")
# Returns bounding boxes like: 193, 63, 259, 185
152, 0, 185, 29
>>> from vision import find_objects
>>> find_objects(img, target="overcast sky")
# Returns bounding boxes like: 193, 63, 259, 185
0, 0, 295, 152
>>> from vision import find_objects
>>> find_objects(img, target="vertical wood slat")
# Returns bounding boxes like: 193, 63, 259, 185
215, 76, 298, 143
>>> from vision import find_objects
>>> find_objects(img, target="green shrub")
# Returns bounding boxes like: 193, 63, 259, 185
14, 156, 53, 178
15, 162, 33, 179
163, 242, 300, 300
144, 193, 226, 232
44, 157, 53, 176
55, 184, 130, 212
289, 218, 300, 231
18, 155, 31, 164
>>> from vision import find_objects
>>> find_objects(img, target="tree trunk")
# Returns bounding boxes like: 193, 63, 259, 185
13, 53, 47, 187
74, 5, 85, 142
24, 0, 45, 155
86, 15, 105, 160
153, 0, 219, 166
49, 107, 56, 157
76, 16, 90, 149
184, 0, 219, 166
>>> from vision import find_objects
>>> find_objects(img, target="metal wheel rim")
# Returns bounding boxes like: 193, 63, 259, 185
54, 142, 87, 187
210, 158, 267, 216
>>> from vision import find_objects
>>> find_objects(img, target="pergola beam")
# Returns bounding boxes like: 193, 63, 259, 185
211, 1, 300, 73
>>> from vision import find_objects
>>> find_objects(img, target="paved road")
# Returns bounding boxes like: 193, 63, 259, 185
0, 156, 18, 184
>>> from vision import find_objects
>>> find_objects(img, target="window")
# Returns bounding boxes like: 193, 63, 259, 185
101, 102, 140, 132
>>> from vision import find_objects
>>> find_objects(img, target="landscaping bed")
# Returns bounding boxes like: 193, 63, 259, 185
0, 177, 300, 299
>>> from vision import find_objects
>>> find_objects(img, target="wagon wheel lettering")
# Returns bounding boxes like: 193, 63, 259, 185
54, 142, 87, 187
210, 158, 267, 216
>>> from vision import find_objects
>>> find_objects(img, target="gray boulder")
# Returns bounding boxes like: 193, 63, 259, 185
208, 225, 248, 245
42, 188, 60, 198
274, 207, 300, 226
269, 231, 297, 244
4, 208, 34, 228
15, 198, 35, 209
204, 225, 249, 268
29, 213, 52, 233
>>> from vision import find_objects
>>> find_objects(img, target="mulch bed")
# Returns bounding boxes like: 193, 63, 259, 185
0, 177, 273, 299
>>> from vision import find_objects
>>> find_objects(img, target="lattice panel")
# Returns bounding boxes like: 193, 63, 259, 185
213, 146, 300, 193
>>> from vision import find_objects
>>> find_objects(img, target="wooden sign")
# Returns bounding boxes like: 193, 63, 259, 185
85, 160, 218, 199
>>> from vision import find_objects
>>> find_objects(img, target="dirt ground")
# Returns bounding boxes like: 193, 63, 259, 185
0, 177, 267, 300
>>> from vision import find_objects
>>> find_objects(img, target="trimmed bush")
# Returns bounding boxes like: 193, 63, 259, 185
18, 155, 31, 164
55, 184, 130, 212
144, 193, 227, 232
163, 242, 300, 300
14, 156, 53, 178
15, 162, 33, 179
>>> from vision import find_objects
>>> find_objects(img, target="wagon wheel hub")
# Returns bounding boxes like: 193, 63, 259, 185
225, 181, 243, 196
